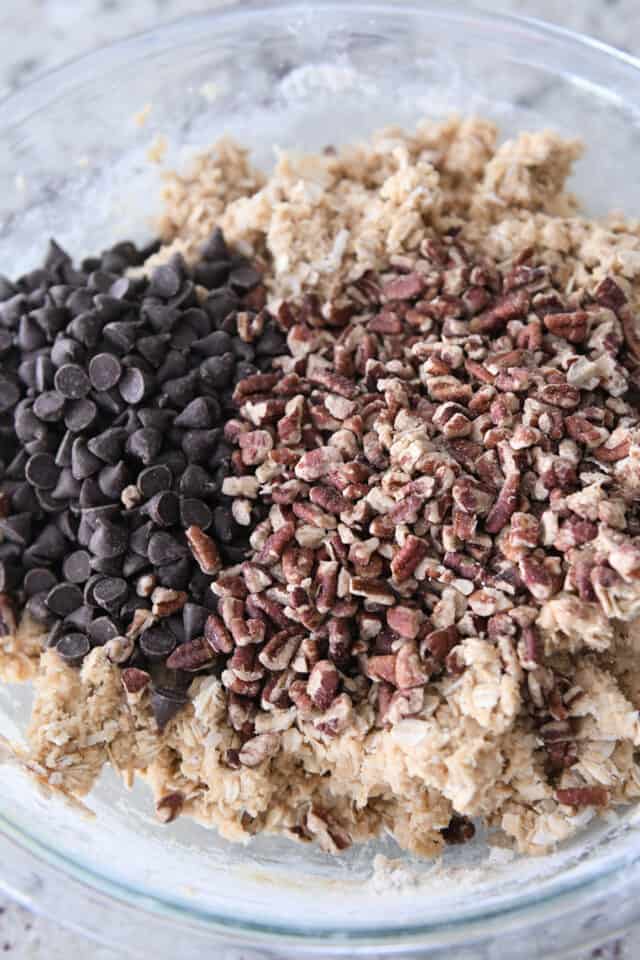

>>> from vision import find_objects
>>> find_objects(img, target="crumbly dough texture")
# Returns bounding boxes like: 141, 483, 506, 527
7, 117, 640, 857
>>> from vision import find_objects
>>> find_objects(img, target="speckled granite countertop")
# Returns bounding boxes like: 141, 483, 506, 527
0, 1, 638, 958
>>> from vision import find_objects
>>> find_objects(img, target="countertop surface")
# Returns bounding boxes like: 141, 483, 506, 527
0, 1, 638, 958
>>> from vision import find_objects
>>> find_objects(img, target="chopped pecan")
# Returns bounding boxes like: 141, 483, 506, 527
390, 535, 429, 581
121, 667, 150, 694
259, 629, 301, 671
556, 786, 609, 808
166, 636, 215, 671
186, 525, 221, 575
204, 613, 234, 654
307, 660, 340, 710
156, 792, 184, 824
151, 587, 187, 618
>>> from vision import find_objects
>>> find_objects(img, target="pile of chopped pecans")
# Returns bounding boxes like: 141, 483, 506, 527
178, 232, 640, 799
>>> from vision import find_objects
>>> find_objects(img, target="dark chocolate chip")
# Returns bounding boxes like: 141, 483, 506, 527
143, 491, 179, 527
156, 557, 192, 590
130, 520, 153, 557
122, 552, 149, 577
87, 428, 128, 464
25, 453, 59, 490
127, 428, 163, 465
150, 686, 188, 731
71, 438, 102, 479
103, 321, 139, 353
46, 582, 83, 616
199, 353, 235, 388
54, 363, 90, 399
18, 315, 47, 351
89, 352, 122, 391
24, 567, 58, 597
89, 520, 128, 558
93, 576, 128, 610
174, 396, 220, 429
51, 468, 82, 501
88, 615, 118, 646
29, 522, 67, 560
180, 498, 212, 530
63, 550, 92, 583
137, 464, 172, 499
149, 265, 181, 300
137, 334, 171, 368
64, 604, 95, 632
179, 465, 211, 498
65, 398, 97, 432
55, 430, 75, 467
0, 512, 32, 545
33, 391, 66, 422
229, 265, 261, 293
183, 602, 209, 642
193, 260, 230, 289
51, 337, 84, 368
181, 430, 218, 463
56, 632, 90, 666
0, 377, 20, 413
148, 531, 189, 565
119, 367, 152, 405
201, 227, 229, 262
26, 591, 53, 624
98, 461, 130, 500
79, 476, 109, 509
140, 625, 177, 661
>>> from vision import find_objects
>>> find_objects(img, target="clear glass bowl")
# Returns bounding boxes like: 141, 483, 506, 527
2, 2, 640, 956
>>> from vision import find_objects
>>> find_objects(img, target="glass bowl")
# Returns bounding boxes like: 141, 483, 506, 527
2, 2, 640, 956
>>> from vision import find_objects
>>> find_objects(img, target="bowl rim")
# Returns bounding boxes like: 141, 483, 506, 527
2, 0, 640, 954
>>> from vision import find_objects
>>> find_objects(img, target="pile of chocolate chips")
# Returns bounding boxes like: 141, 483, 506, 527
0, 229, 285, 722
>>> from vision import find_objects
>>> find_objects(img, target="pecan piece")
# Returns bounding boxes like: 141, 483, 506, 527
166, 636, 215, 671
365, 654, 397, 685
485, 472, 520, 534
313, 693, 353, 737
151, 587, 187, 618
307, 660, 340, 710
305, 806, 352, 853
423, 625, 459, 661
121, 667, 150, 694
390, 535, 429, 581
543, 310, 588, 343
386, 605, 423, 639
395, 641, 430, 688
556, 786, 609, 808
203, 613, 234, 654
255, 522, 296, 565
186, 525, 221, 575
259, 629, 302, 671
156, 792, 184, 824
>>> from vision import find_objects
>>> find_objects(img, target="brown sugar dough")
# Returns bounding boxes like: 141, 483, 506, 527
7, 116, 640, 858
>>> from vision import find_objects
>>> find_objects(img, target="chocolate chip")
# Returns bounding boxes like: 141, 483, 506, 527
56, 632, 91, 666
137, 334, 171, 368
127, 428, 163, 465
26, 591, 53, 624
142, 492, 178, 529
46, 582, 83, 616
181, 430, 218, 463
200, 353, 235, 388
55, 430, 75, 467
88, 615, 118, 645
89, 520, 128, 558
54, 363, 90, 399
98, 461, 130, 500
183, 602, 209, 642
149, 265, 181, 300
119, 367, 151, 405
88, 428, 128, 464
63, 550, 92, 583
64, 604, 95, 632
89, 353, 122, 391
103, 321, 139, 353
93, 577, 128, 610
51, 468, 81, 501
29, 522, 67, 560
122, 552, 149, 577
137, 464, 172, 499
148, 532, 189, 565
79, 476, 108, 508
25, 453, 60, 490
33, 391, 65, 422
137, 408, 175, 432
140, 625, 177, 661
0, 513, 32, 545
192, 330, 233, 357
71, 438, 102, 479
150, 686, 188, 730
229, 265, 261, 293
130, 520, 153, 556
156, 557, 192, 589
24, 567, 58, 596
180, 498, 212, 530
174, 396, 220, 429
64, 398, 97, 432
201, 227, 229, 261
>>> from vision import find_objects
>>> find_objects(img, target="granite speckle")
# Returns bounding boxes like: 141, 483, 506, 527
0, 1, 636, 958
